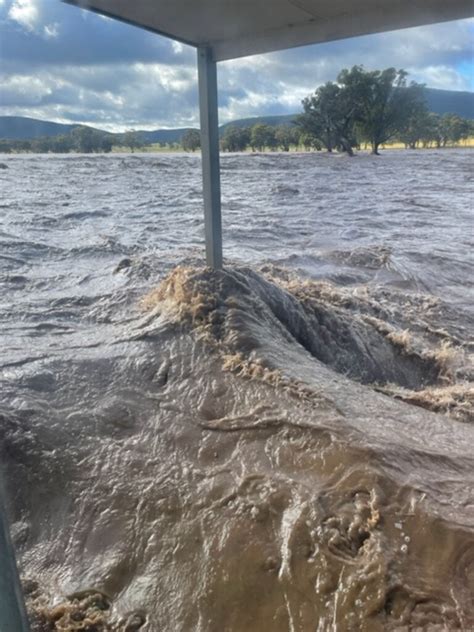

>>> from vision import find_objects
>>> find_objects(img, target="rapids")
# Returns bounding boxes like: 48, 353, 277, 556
0, 150, 473, 631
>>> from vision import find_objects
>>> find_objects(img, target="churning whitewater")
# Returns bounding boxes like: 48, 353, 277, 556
0, 150, 473, 631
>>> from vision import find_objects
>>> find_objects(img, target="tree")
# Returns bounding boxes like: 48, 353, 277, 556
417, 113, 444, 148
274, 125, 299, 151
221, 126, 250, 152
340, 66, 426, 155
399, 104, 431, 149
70, 127, 114, 153
298, 81, 357, 155
298, 131, 322, 151
32, 136, 54, 153
266, 128, 279, 151
50, 134, 74, 153
72, 127, 97, 153
250, 124, 275, 151
99, 135, 114, 153
16, 140, 32, 152
123, 130, 143, 152
181, 129, 201, 152
438, 114, 471, 146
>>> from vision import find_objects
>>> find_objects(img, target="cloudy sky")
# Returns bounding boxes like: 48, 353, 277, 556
0, 0, 473, 131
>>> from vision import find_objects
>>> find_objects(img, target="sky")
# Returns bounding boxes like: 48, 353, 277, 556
0, 0, 473, 132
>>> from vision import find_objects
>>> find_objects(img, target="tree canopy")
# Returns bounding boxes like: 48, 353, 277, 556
221, 126, 251, 152
181, 129, 201, 152
122, 131, 144, 152
298, 81, 358, 154
342, 66, 426, 154
297, 66, 430, 155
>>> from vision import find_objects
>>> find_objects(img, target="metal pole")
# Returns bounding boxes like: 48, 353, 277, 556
197, 46, 223, 269
0, 478, 30, 632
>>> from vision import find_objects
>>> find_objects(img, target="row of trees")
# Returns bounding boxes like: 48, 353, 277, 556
296, 66, 473, 155
180, 125, 302, 153
0, 128, 146, 154
183, 111, 471, 155
221, 124, 302, 152
399, 112, 472, 149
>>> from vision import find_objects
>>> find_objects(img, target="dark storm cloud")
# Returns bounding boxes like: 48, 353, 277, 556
0, 0, 194, 71
0, 0, 472, 130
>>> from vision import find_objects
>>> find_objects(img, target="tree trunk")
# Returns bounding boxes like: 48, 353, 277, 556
340, 137, 354, 156
371, 142, 380, 155
325, 129, 332, 153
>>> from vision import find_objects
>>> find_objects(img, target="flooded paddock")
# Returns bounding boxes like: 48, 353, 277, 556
0, 149, 473, 630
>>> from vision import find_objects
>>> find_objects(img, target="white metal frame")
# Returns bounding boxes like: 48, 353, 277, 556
197, 46, 223, 269
0, 478, 31, 631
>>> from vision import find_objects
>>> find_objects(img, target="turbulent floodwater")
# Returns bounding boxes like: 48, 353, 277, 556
0, 150, 473, 631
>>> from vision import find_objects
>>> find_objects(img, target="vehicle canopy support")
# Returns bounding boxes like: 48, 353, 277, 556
0, 478, 30, 631
197, 46, 223, 269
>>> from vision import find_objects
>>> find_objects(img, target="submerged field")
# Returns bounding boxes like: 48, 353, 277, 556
0, 149, 473, 630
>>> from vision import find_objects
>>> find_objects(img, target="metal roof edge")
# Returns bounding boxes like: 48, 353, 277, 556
62, 0, 198, 50
212, 3, 474, 61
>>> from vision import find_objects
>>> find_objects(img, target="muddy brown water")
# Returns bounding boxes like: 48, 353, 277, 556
0, 150, 473, 630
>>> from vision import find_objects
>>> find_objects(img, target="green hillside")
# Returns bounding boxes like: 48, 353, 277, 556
219, 114, 296, 131
424, 88, 473, 119
0, 116, 99, 139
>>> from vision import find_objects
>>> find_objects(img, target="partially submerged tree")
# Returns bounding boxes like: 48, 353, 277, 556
340, 66, 426, 155
274, 125, 299, 151
399, 105, 432, 149
298, 81, 357, 155
438, 114, 471, 146
71, 126, 114, 153
123, 130, 144, 153
250, 124, 275, 151
71, 126, 96, 153
181, 129, 201, 152
221, 126, 250, 152
298, 131, 322, 151
50, 134, 75, 153
421, 113, 444, 148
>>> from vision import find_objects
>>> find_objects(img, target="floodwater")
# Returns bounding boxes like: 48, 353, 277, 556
0, 150, 473, 631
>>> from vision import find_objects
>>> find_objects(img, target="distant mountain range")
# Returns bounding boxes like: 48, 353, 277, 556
423, 87, 474, 119
1, 88, 472, 143
0, 117, 81, 140
0, 116, 193, 144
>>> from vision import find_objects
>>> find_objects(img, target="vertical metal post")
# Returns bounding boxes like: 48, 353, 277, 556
0, 479, 30, 631
197, 46, 223, 269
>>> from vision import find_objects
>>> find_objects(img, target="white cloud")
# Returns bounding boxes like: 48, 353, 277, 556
43, 22, 59, 39
0, 62, 200, 131
0, 74, 52, 105
172, 41, 185, 55
8, 0, 40, 31
7, 0, 59, 40
410, 65, 471, 91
